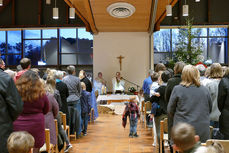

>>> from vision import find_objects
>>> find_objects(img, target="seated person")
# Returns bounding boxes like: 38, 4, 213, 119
7, 131, 34, 153
112, 72, 125, 94
172, 123, 201, 153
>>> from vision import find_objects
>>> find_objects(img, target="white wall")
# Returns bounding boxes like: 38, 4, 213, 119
93, 32, 150, 92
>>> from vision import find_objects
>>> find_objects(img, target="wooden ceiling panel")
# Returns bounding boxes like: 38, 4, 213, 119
90, 0, 152, 32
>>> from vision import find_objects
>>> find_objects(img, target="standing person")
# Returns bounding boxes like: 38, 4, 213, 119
0, 58, 23, 153
167, 65, 212, 143
142, 70, 153, 101
55, 71, 69, 123
14, 70, 49, 153
79, 70, 92, 92
63, 65, 82, 138
155, 63, 166, 73
112, 72, 125, 94
14, 58, 31, 81
94, 72, 107, 95
80, 82, 92, 136
123, 97, 140, 138
218, 67, 229, 139
205, 63, 223, 128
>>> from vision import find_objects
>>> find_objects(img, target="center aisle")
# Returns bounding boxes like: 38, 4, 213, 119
69, 114, 156, 153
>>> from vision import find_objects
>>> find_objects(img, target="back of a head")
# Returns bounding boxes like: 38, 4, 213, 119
171, 123, 196, 151
7, 131, 34, 153
155, 63, 166, 72
210, 63, 223, 78
174, 61, 186, 75
161, 70, 172, 83
20, 58, 31, 70
55, 70, 64, 79
0, 58, 4, 65
151, 72, 159, 82
181, 65, 200, 87
223, 67, 229, 77
67, 65, 75, 75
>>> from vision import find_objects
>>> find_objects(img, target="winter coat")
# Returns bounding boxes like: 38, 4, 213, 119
81, 77, 92, 92
218, 76, 229, 137
167, 85, 212, 143
0, 69, 23, 153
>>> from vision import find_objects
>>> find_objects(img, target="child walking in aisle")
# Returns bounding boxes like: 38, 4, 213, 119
122, 97, 140, 138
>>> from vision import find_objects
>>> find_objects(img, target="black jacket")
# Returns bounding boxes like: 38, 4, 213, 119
0, 69, 23, 153
165, 74, 182, 103
81, 77, 92, 92
56, 81, 69, 124
218, 76, 229, 137
150, 85, 168, 115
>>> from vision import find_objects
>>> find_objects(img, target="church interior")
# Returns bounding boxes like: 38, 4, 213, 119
1, 0, 229, 153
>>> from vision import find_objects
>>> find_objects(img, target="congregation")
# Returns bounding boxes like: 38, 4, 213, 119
1, 56, 229, 153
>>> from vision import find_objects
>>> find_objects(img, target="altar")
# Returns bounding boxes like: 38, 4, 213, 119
97, 94, 139, 105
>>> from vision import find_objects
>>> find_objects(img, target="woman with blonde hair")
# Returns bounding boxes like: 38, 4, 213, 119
167, 65, 212, 142
205, 63, 223, 128
13, 70, 49, 153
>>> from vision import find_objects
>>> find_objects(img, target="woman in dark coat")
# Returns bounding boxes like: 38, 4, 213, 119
167, 65, 212, 143
55, 71, 69, 123
79, 70, 92, 92
218, 67, 229, 139
14, 70, 49, 153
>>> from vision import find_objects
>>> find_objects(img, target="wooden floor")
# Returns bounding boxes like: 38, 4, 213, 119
69, 114, 157, 153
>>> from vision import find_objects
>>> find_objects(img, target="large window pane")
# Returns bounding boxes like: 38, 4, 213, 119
24, 30, 41, 39
192, 28, 207, 37
61, 54, 77, 65
42, 40, 57, 65
42, 29, 57, 39
24, 40, 41, 65
191, 38, 207, 61
78, 54, 93, 65
172, 29, 179, 51
0, 31, 6, 55
209, 28, 227, 36
154, 29, 171, 52
8, 55, 21, 65
8, 31, 21, 54
60, 29, 76, 39
154, 53, 170, 64
209, 38, 227, 63
78, 28, 93, 40
78, 39, 93, 53
61, 38, 77, 53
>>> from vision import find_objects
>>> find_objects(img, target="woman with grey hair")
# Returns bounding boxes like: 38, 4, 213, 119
205, 63, 223, 128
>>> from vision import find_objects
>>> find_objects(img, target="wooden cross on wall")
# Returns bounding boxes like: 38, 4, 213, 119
117, 55, 125, 71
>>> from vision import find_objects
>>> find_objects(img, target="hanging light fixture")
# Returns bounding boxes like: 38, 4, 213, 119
166, 0, 172, 16
69, 7, 75, 19
183, 0, 188, 16
0, 0, 3, 6
195, 0, 200, 2
46, 0, 51, 5
53, 0, 58, 19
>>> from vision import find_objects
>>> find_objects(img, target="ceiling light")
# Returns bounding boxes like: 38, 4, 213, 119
183, 5, 188, 16
53, 8, 59, 19
195, 0, 200, 2
107, 2, 135, 18
53, 0, 58, 19
0, 0, 3, 6
166, 5, 172, 16
69, 7, 75, 19
46, 0, 51, 4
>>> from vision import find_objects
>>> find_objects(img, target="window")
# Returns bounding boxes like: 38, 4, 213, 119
153, 27, 228, 64
0, 28, 93, 66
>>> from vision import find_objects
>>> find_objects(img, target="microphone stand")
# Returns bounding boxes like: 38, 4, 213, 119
121, 77, 140, 91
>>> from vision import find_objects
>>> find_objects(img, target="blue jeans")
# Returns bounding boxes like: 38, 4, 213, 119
81, 113, 89, 134
129, 117, 138, 134
75, 100, 82, 137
